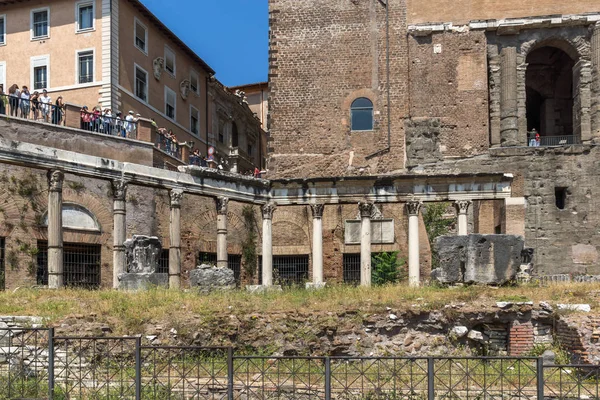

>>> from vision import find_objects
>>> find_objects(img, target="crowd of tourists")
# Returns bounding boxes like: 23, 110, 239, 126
0, 83, 265, 175
80, 107, 138, 138
0, 84, 65, 125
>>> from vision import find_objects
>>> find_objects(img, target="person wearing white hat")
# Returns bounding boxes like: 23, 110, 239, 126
125, 111, 135, 138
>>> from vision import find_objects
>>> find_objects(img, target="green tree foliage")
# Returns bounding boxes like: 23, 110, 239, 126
241, 206, 258, 279
371, 251, 407, 285
422, 202, 454, 268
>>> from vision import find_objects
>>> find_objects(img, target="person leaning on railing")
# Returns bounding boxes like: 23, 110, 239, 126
52, 96, 65, 125
0, 85, 6, 115
30, 91, 40, 121
39, 90, 52, 123
20, 86, 31, 119
80, 106, 91, 130
8, 84, 20, 118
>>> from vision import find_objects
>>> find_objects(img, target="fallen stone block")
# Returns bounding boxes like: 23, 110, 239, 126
190, 264, 236, 293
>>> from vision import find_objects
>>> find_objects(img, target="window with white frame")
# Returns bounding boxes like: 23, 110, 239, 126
190, 70, 199, 95
31, 8, 49, 40
165, 86, 176, 120
134, 65, 147, 102
77, 50, 93, 84
0, 15, 5, 45
134, 18, 147, 54
76, 1, 94, 32
31, 55, 49, 90
164, 46, 176, 76
190, 106, 199, 135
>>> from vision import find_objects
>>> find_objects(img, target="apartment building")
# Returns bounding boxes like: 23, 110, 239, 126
0, 0, 264, 163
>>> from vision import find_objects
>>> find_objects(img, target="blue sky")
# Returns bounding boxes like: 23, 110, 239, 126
140, 0, 268, 87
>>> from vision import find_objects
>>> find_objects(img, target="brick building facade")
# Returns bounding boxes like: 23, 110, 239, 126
267, 0, 600, 276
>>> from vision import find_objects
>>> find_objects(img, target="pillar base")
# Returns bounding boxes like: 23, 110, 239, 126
245, 285, 283, 294
305, 282, 326, 290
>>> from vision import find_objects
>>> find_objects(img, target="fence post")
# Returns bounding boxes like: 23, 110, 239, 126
48, 328, 54, 400
227, 347, 234, 400
135, 337, 142, 400
427, 357, 435, 400
537, 357, 544, 400
325, 357, 331, 400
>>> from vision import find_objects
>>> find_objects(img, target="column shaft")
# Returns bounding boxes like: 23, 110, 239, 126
112, 180, 127, 289
169, 190, 183, 289
592, 23, 600, 138
47, 171, 64, 289
311, 204, 324, 285
261, 204, 275, 286
359, 202, 373, 287
500, 47, 519, 146
216, 197, 229, 269
454, 200, 471, 236
406, 201, 422, 288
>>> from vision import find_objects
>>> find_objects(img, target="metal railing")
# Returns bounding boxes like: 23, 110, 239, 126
2, 328, 600, 399
527, 133, 580, 147
79, 110, 138, 139
258, 255, 310, 286
37, 241, 102, 289
155, 132, 181, 160
0, 93, 65, 125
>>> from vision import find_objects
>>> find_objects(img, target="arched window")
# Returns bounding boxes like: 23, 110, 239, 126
351, 98, 374, 131
43, 204, 101, 232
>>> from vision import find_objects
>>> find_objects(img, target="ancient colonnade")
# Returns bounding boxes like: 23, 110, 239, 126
45, 168, 474, 290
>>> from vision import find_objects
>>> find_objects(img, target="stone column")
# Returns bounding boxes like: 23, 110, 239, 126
112, 179, 127, 289
216, 197, 229, 269
406, 201, 422, 288
454, 200, 471, 236
500, 47, 519, 146
591, 22, 600, 139
169, 189, 183, 289
47, 170, 64, 289
359, 202, 373, 287
310, 204, 325, 287
261, 203, 276, 286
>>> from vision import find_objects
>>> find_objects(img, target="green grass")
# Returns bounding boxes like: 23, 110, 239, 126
0, 282, 598, 334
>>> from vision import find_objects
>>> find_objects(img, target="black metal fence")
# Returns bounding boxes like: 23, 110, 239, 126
79, 110, 138, 139
0, 237, 4, 290
1, 328, 600, 399
156, 132, 181, 160
36, 241, 102, 289
258, 255, 310, 286
0, 94, 65, 125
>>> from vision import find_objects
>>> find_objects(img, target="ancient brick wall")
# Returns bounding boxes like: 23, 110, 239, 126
407, 0, 599, 25
268, 0, 408, 178
407, 31, 490, 160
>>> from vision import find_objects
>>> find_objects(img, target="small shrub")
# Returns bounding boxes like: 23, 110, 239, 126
371, 251, 406, 286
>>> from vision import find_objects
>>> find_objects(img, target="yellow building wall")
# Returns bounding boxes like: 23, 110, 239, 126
0, 0, 104, 105
117, 0, 210, 150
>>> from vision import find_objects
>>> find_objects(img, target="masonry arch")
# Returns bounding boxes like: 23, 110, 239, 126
525, 42, 577, 143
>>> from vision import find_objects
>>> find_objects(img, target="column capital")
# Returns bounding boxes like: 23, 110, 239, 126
358, 202, 374, 219
47, 170, 64, 192
262, 203, 276, 220
111, 179, 128, 201
453, 200, 472, 215
170, 189, 184, 208
406, 201, 422, 216
310, 204, 325, 219
216, 197, 229, 215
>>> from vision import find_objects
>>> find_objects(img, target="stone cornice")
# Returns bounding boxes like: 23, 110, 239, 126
0, 138, 513, 206
408, 12, 600, 36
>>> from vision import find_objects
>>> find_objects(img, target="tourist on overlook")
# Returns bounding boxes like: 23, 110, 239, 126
125, 111, 135, 138
80, 106, 91, 131
39, 90, 52, 123
52, 96, 64, 125
8, 84, 20, 117
0, 85, 6, 115
19, 86, 31, 119
115, 112, 125, 137
103, 108, 113, 134
30, 91, 40, 121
